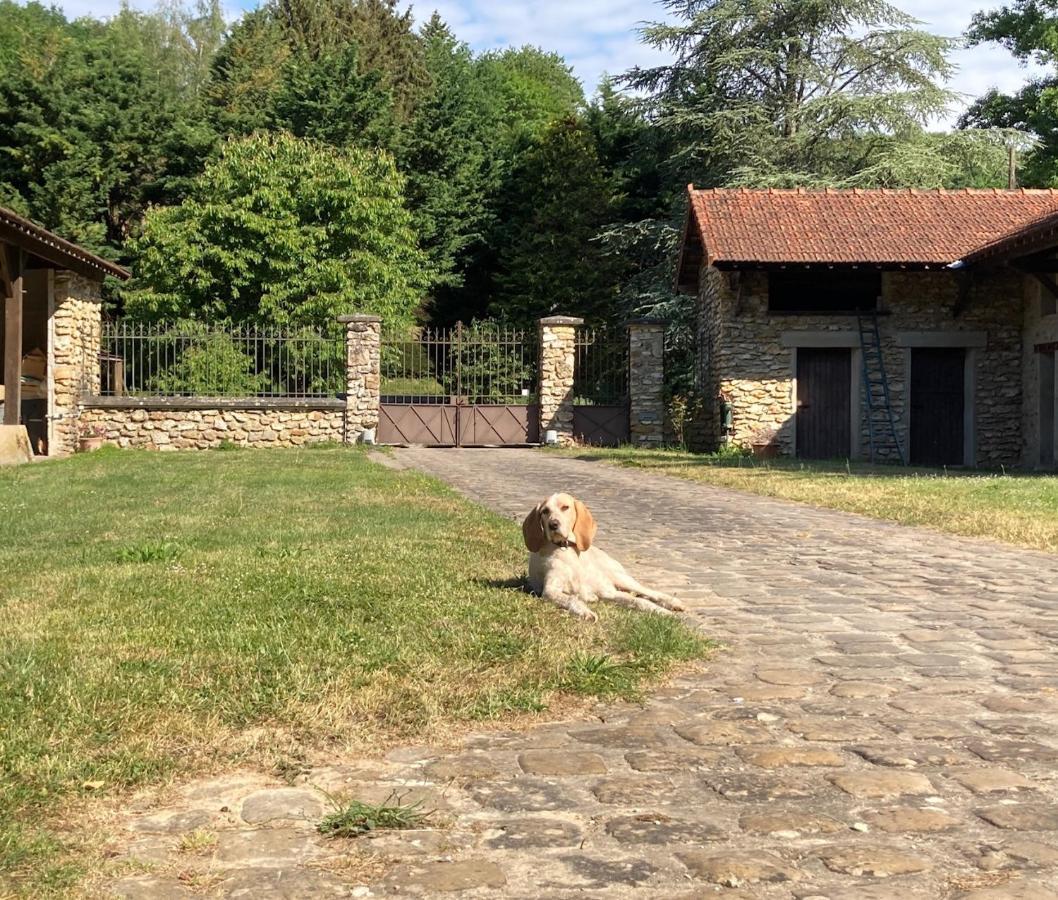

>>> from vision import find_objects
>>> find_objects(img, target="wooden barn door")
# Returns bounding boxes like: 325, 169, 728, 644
910, 348, 965, 467
796, 348, 851, 459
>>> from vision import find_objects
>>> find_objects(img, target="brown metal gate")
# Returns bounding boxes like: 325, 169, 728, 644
573, 327, 629, 447
378, 322, 539, 447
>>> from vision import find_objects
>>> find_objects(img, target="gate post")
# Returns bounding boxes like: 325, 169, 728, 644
338, 314, 381, 444
538, 316, 583, 446
628, 318, 666, 447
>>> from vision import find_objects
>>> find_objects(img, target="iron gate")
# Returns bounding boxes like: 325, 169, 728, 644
378, 322, 539, 446
573, 327, 629, 446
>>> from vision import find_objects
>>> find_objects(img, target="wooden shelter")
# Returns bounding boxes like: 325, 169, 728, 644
1, 206, 129, 454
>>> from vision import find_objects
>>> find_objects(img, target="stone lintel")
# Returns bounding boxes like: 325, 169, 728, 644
337, 314, 382, 324
780, 331, 860, 348
895, 330, 988, 348
539, 316, 584, 327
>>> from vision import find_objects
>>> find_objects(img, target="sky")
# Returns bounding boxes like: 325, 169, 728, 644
50, 0, 1047, 128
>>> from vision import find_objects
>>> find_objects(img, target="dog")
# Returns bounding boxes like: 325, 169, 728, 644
521, 492, 684, 622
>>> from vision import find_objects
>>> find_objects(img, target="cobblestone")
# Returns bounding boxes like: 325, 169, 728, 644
100, 448, 1058, 898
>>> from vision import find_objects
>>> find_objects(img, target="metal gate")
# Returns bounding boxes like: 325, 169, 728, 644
379, 322, 539, 446
573, 327, 629, 447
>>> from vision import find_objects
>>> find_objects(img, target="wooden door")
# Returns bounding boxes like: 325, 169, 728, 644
910, 348, 965, 467
796, 348, 851, 459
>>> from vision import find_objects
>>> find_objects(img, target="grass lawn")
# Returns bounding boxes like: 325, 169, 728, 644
561, 447, 1058, 553
0, 446, 708, 896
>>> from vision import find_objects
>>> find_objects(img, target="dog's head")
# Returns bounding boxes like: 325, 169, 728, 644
522, 493, 596, 554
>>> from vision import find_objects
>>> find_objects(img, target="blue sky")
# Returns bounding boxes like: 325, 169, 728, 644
57, 0, 1047, 127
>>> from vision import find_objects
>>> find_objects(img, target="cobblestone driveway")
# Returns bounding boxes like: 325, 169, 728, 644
112, 448, 1058, 899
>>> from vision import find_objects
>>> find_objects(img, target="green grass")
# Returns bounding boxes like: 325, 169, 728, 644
561, 446, 1058, 553
317, 793, 434, 838
0, 446, 708, 895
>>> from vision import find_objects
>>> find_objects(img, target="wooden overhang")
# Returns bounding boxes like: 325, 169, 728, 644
1, 207, 130, 427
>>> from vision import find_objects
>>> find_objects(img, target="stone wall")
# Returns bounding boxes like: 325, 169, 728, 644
695, 264, 1026, 465
79, 403, 345, 450
538, 317, 581, 446
51, 272, 102, 455
341, 315, 381, 444
628, 320, 665, 446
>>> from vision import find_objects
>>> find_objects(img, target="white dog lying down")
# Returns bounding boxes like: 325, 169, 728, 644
522, 492, 684, 621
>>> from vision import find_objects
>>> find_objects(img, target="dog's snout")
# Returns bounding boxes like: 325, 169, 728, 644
548, 518, 560, 530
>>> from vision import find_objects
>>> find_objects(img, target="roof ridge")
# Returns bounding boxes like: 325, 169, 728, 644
688, 186, 1058, 196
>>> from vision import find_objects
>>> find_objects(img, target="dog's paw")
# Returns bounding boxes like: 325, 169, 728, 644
570, 602, 599, 623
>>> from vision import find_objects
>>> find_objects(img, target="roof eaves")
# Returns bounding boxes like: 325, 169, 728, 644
0, 206, 131, 281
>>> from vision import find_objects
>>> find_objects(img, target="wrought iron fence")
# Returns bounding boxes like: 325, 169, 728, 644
99, 321, 345, 398
381, 322, 537, 405
574, 327, 629, 406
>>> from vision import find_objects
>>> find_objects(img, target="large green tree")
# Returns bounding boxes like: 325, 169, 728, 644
488, 117, 620, 325
963, 0, 1058, 185
123, 132, 429, 327
207, 0, 427, 139
268, 43, 397, 148
625, 0, 957, 184
0, 3, 217, 254
399, 17, 497, 296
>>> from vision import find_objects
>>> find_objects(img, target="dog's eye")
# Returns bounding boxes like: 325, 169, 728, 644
561, 505, 569, 511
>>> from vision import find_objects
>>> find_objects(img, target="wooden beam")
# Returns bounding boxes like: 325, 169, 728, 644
1029, 271, 1058, 301
3, 245, 23, 425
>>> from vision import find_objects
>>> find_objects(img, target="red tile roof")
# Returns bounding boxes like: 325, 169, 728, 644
685, 186, 1058, 267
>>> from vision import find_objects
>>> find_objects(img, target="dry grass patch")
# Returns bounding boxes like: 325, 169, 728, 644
0, 446, 708, 896
562, 447, 1058, 553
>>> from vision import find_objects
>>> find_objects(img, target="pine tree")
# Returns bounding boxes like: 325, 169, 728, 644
400, 16, 495, 298
489, 117, 620, 325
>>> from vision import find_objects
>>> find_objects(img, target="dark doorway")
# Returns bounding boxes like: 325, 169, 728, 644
1041, 350, 1055, 467
910, 348, 965, 467
796, 348, 851, 459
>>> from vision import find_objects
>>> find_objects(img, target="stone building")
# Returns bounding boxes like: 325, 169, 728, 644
1, 206, 130, 457
677, 187, 1058, 468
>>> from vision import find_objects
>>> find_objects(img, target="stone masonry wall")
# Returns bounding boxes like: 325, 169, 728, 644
52, 272, 102, 455
628, 320, 665, 446
698, 264, 1025, 465
341, 315, 381, 444
79, 405, 344, 450
539, 317, 581, 446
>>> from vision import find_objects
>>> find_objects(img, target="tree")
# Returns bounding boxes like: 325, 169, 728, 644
963, 0, 1058, 185
477, 46, 585, 146
0, 3, 216, 255
268, 43, 397, 148
207, 0, 427, 139
122, 132, 429, 327
399, 16, 496, 295
489, 118, 620, 325
625, 0, 957, 185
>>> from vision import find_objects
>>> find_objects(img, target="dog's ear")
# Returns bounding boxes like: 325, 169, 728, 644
522, 503, 546, 553
572, 499, 597, 552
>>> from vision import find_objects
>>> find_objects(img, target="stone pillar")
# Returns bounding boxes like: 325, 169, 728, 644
628, 318, 666, 447
339, 314, 381, 444
538, 316, 582, 446
52, 271, 102, 455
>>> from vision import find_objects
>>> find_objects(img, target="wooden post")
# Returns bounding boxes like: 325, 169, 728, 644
2, 244, 22, 426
